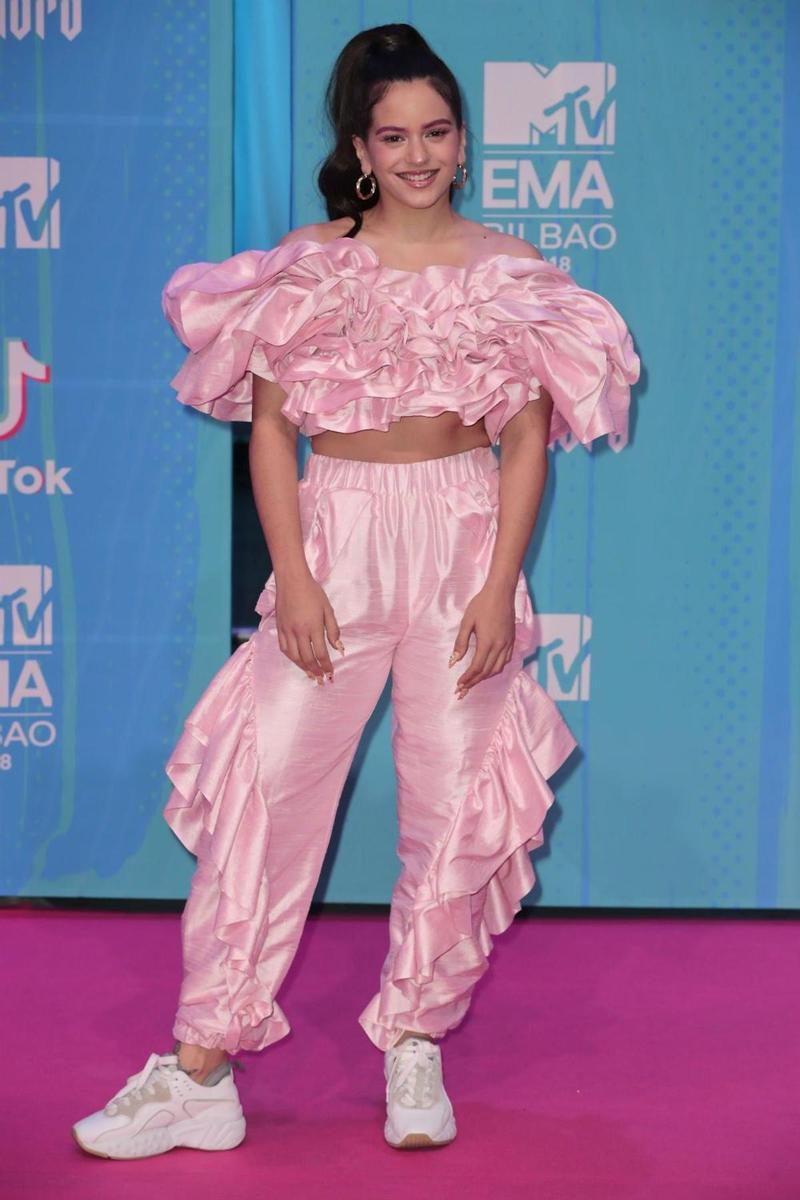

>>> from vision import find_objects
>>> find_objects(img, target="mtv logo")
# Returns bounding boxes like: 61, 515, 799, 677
0, 565, 53, 647
0, 157, 61, 248
484, 62, 616, 148
532, 613, 591, 701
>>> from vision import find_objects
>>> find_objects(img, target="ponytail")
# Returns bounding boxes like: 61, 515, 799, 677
317, 23, 465, 236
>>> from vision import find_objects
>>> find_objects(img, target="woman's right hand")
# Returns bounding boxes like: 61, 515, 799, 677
274, 570, 344, 684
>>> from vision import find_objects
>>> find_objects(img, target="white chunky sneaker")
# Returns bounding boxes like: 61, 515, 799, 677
384, 1036, 457, 1149
72, 1052, 246, 1159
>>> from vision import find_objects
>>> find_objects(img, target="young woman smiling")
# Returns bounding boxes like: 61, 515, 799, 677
73, 22, 639, 1159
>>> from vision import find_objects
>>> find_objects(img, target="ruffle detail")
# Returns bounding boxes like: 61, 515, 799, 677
357, 662, 577, 1050
163, 636, 289, 1053
162, 237, 640, 450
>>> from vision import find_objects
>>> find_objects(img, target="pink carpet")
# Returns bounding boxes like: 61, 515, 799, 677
4, 907, 799, 1199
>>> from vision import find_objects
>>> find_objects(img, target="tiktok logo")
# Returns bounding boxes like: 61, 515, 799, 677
0, 336, 73, 493
1, 338, 50, 440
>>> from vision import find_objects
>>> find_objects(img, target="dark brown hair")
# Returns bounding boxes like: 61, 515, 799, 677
317, 23, 465, 236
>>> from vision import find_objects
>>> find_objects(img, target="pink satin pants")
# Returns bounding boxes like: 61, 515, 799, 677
163, 445, 576, 1055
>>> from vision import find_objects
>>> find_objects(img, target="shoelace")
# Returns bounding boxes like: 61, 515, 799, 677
386, 1040, 440, 1109
104, 1052, 176, 1115
104, 1049, 245, 1115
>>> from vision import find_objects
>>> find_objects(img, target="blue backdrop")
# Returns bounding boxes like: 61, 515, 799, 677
3, 0, 797, 910
236, 0, 799, 909
1, 0, 233, 899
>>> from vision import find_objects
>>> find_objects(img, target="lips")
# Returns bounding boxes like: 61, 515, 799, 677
396, 169, 439, 188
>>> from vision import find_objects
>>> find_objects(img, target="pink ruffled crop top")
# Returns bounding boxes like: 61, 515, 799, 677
161, 236, 641, 450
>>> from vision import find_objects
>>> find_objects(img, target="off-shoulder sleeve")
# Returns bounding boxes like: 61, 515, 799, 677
473, 259, 641, 451
160, 242, 325, 422
161, 241, 641, 449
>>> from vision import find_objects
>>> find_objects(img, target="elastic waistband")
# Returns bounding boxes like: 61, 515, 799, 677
304, 445, 498, 494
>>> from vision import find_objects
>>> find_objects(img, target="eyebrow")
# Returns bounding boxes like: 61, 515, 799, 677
374, 118, 454, 134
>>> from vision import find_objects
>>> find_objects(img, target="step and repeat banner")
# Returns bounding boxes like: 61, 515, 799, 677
278, 0, 798, 909
3, 1, 797, 910
1, 1, 233, 899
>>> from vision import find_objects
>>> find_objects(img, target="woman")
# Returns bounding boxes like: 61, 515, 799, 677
73, 23, 639, 1158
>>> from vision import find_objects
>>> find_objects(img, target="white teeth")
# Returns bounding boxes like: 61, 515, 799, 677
399, 171, 436, 180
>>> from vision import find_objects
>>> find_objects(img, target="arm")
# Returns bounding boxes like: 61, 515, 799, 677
450, 387, 553, 697
250, 374, 342, 683
487, 386, 552, 593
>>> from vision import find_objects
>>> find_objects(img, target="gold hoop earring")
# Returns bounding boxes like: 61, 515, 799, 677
452, 162, 468, 190
355, 172, 377, 200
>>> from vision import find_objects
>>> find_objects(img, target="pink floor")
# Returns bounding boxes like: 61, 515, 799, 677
4, 907, 799, 1199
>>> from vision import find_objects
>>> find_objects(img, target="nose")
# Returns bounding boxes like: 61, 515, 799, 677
405, 136, 429, 166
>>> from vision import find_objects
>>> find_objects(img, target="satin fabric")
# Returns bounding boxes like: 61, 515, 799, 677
163, 446, 577, 1055
161, 237, 641, 450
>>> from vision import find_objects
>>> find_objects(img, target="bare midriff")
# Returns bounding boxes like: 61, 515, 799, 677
309, 411, 492, 463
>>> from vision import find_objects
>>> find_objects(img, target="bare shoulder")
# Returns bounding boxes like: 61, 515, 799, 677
278, 217, 354, 247
457, 219, 543, 262
485, 230, 544, 261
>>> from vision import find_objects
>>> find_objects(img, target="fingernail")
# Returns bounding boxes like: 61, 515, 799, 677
335, 640, 345, 655
325, 672, 334, 683
448, 653, 458, 667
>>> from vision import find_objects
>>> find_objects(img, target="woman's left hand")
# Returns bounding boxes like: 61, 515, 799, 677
449, 581, 516, 699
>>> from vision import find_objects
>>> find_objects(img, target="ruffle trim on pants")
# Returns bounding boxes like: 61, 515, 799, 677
163, 636, 289, 1053
358, 663, 577, 1051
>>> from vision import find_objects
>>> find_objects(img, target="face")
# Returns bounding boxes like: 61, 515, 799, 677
352, 78, 466, 210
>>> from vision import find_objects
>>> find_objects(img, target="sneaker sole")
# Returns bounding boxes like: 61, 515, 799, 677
385, 1115, 457, 1150
388, 1130, 456, 1149
71, 1113, 246, 1160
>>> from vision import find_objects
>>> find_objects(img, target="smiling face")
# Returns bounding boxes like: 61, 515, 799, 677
352, 77, 466, 211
